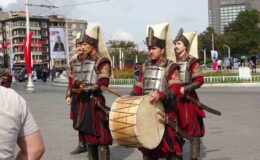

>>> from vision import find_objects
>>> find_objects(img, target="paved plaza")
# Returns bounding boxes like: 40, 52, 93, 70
11, 81, 260, 160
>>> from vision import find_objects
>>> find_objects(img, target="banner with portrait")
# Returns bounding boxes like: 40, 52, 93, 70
49, 28, 66, 59
211, 50, 218, 61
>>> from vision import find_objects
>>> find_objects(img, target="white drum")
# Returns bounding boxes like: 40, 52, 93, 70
109, 95, 165, 149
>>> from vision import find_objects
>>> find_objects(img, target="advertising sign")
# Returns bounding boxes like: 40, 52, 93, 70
49, 28, 66, 59
211, 50, 218, 61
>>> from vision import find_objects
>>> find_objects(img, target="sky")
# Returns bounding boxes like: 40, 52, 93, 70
0, 0, 209, 50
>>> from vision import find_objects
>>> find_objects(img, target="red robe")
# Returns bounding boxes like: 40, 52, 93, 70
67, 55, 113, 145
132, 61, 182, 157
177, 55, 205, 137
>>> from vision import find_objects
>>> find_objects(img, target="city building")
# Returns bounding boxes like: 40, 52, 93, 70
208, 0, 260, 34
48, 15, 87, 71
0, 10, 50, 71
0, 10, 87, 72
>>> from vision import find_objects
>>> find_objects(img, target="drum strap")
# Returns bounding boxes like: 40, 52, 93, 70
93, 97, 110, 115
165, 116, 195, 141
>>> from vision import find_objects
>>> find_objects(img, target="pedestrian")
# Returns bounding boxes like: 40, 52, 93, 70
174, 29, 205, 160
51, 66, 56, 82
250, 53, 257, 73
217, 58, 222, 70
240, 55, 246, 67
1, 68, 12, 88
32, 69, 37, 82
65, 25, 112, 160
134, 63, 140, 81
42, 68, 48, 82
0, 86, 45, 159
130, 23, 182, 160
65, 32, 88, 155
212, 60, 218, 71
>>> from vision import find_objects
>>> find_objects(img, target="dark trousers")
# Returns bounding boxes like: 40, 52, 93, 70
88, 144, 110, 160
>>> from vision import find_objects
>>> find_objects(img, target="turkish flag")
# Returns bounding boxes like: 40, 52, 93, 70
24, 32, 33, 74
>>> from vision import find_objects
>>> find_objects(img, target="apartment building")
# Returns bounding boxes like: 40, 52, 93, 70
0, 11, 50, 70
48, 15, 87, 70
208, 0, 260, 34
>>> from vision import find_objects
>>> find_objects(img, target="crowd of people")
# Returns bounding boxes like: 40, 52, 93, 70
0, 22, 224, 160
63, 23, 209, 160
210, 53, 258, 73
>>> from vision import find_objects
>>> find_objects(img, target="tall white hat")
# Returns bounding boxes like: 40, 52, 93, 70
146, 23, 176, 62
174, 28, 198, 58
84, 25, 111, 61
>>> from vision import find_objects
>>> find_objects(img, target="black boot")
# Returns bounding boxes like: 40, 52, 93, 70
70, 142, 88, 155
143, 154, 158, 160
88, 144, 99, 160
100, 145, 110, 160
190, 137, 200, 160
167, 155, 183, 160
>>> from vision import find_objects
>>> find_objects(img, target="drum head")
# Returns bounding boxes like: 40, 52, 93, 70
136, 95, 165, 149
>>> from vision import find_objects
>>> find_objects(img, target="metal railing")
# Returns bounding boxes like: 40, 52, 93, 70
110, 78, 136, 85
204, 75, 260, 83
110, 75, 260, 85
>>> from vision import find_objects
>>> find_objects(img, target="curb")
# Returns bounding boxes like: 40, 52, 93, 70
203, 83, 260, 87
51, 82, 260, 88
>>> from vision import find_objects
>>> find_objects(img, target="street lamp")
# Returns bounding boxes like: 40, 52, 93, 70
223, 45, 231, 58
200, 49, 206, 67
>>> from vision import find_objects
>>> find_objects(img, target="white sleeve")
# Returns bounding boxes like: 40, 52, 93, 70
19, 96, 39, 137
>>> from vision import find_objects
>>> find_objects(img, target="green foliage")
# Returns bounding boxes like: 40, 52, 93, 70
198, 27, 223, 59
203, 71, 238, 77
113, 69, 134, 79
199, 10, 260, 58
224, 10, 260, 55
107, 40, 148, 66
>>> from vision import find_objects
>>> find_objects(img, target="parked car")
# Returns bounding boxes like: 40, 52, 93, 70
17, 68, 28, 82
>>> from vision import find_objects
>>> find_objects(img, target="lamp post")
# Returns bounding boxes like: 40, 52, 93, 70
25, 0, 35, 93
223, 45, 231, 58
200, 49, 206, 67
65, 18, 69, 68
211, 33, 214, 50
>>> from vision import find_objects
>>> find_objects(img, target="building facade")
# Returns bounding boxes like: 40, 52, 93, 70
0, 11, 50, 71
0, 11, 87, 72
48, 15, 87, 71
208, 0, 260, 34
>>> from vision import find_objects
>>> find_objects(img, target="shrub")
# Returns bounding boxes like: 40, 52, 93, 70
113, 69, 134, 79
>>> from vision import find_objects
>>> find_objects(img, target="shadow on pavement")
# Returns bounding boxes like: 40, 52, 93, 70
110, 144, 136, 160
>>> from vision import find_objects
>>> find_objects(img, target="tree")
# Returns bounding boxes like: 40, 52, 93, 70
224, 10, 260, 55
198, 27, 223, 59
107, 40, 138, 66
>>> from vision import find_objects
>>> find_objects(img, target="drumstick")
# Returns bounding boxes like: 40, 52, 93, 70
101, 86, 123, 97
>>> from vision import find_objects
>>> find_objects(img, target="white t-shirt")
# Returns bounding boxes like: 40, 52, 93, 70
217, 59, 222, 66
32, 70, 37, 81
0, 86, 38, 160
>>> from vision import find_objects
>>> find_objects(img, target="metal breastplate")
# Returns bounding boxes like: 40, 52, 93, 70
142, 65, 166, 95
177, 61, 192, 84
72, 59, 98, 85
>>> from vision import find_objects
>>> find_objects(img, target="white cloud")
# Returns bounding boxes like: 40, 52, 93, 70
110, 28, 134, 41
0, 0, 17, 8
